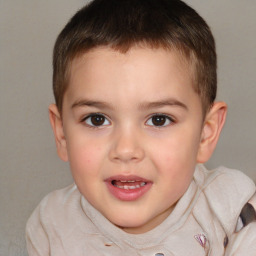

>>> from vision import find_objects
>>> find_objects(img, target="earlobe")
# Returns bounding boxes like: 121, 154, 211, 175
49, 104, 69, 162
197, 102, 227, 163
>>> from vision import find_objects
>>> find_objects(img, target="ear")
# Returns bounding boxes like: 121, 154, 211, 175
197, 102, 227, 163
48, 104, 68, 162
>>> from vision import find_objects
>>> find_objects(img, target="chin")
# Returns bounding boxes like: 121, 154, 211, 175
108, 213, 153, 233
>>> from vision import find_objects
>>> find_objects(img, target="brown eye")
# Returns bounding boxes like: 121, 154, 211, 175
152, 116, 166, 126
146, 115, 173, 127
85, 114, 110, 127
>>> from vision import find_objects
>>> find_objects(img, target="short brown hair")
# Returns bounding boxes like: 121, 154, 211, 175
53, 0, 217, 115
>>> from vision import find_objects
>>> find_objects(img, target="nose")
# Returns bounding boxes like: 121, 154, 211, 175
109, 127, 145, 163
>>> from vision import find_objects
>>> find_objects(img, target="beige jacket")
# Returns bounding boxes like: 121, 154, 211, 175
26, 165, 256, 255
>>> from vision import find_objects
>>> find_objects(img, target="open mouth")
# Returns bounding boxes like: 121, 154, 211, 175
111, 180, 147, 190
105, 175, 152, 201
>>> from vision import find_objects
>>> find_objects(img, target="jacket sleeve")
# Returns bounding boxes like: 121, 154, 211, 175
225, 222, 256, 255
26, 205, 50, 256
225, 194, 256, 255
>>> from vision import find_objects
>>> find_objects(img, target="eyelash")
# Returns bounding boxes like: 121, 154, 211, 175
81, 113, 175, 128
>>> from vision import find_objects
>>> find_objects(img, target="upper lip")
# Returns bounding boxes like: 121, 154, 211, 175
105, 175, 151, 183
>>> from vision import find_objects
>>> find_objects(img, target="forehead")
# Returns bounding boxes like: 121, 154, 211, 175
65, 46, 198, 109
69, 46, 193, 86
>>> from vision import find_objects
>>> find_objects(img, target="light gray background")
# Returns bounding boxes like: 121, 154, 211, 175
0, 1, 255, 255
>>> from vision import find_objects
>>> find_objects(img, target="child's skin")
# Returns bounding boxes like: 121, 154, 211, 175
49, 46, 227, 234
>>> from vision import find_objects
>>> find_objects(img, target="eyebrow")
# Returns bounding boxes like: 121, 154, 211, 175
71, 98, 188, 111
71, 99, 112, 109
138, 98, 188, 111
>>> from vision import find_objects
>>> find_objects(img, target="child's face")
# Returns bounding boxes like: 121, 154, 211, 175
59, 46, 206, 233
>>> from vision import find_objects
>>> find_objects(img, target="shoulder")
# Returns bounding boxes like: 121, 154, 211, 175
26, 184, 75, 226
26, 184, 83, 231
196, 164, 255, 191
196, 164, 255, 199
26, 184, 103, 255
26, 184, 82, 253
195, 165, 256, 234
29, 184, 79, 216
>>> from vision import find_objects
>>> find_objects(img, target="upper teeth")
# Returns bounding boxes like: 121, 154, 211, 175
114, 182, 146, 190
121, 180, 139, 183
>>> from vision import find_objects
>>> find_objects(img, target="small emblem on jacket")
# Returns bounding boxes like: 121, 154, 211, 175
194, 233, 207, 248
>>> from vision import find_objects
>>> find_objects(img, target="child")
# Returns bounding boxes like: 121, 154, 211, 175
26, 0, 256, 255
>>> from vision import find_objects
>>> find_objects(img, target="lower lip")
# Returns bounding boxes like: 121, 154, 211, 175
105, 182, 152, 201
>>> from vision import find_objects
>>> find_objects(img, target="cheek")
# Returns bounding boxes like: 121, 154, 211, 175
151, 131, 201, 173
67, 142, 105, 177
156, 136, 197, 160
